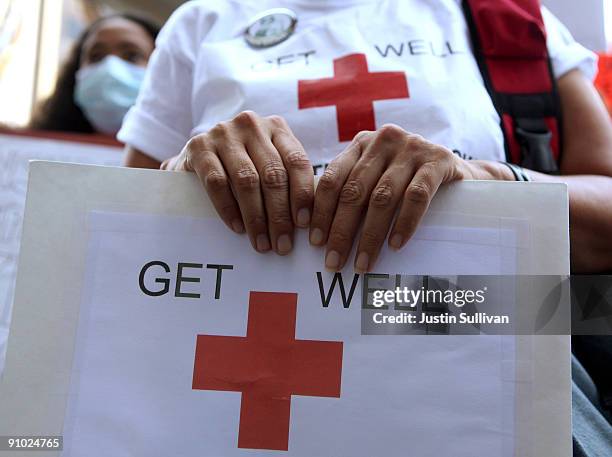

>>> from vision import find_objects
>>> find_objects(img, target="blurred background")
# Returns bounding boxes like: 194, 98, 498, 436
0, 0, 610, 128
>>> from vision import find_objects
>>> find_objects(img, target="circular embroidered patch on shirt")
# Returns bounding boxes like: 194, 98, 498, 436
245, 8, 298, 48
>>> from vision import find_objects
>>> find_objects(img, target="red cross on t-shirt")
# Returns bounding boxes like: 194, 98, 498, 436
192, 291, 344, 451
298, 53, 410, 142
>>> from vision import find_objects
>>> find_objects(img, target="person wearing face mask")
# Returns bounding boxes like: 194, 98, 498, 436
29, 14, 159, 137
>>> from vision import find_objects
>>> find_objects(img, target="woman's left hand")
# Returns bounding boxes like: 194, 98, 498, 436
309, 124, 509, 273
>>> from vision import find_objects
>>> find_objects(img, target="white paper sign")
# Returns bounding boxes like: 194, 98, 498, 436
61, 211, 520, 456
0, 163, 571, 457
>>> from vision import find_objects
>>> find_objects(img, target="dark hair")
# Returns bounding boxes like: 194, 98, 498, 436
29, 14, 160, 134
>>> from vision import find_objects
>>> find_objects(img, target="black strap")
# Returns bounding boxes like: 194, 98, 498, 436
462, 0, 563, 174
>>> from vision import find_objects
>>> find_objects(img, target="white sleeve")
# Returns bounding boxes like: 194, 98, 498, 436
542, 6, 598, 81
118, 3, 206, 162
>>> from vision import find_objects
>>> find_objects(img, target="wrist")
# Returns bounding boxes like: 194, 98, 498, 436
460, 160, 516, 181
498, 162, 532, 181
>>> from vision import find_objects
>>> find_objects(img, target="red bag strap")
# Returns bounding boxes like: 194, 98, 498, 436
462, 0, 562, 173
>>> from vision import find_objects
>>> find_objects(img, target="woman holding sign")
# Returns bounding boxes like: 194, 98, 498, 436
117, 2, 612, 454
121, 1, 612, 275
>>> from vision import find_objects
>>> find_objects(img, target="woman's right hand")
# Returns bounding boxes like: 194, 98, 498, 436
162, 111, 314, 255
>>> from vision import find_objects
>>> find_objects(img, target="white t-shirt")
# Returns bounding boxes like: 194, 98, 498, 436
118, 0, 596, 174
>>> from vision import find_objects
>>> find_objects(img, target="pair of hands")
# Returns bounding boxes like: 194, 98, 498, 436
162, 111, 495, 273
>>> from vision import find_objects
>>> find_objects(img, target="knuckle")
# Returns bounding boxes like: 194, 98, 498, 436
354, 130, 373, 144
350, 131, 373, 157
339, 180, 366, 206
267, 211, 293, 227
185, 134, 211, 157
404, 138, 426, 157
209, 122, 230, 138
431, 145, 454, 163
284, 150, 311, 170
370, 183, 394, 209
234, 167, 260, 191
405, 135, 434, 164
244, 214, 267, 229
329, 228, 351, 245
377, 124, 407, 143
261, 162, 289, 190
318, 167, 340, 193
186, 134, 206, 151
184, 136, 212, 171
360, 228, 382, 247
405, 183, 431, 205
405, 132, 426, 146
293, 186, 314, 205
266, 114, 287, 128
233, 110, 260, 127
204, 171, 229, 192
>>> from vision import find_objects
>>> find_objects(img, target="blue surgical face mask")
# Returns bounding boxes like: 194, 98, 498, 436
74, 55, 146, 135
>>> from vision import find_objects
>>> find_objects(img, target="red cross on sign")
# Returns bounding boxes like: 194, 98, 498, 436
298, 53, 410, 142
192, 291, 344, 451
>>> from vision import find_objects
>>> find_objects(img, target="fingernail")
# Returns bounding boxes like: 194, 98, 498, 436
390, 234, 403, 250
355, 252, 370, 273
232, 219, 245, 233
325, 250, 341, 271
277, 234, 293, 255
297, 208, 311, 227
256, 234, 271, 252
310, 228, 323, 245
